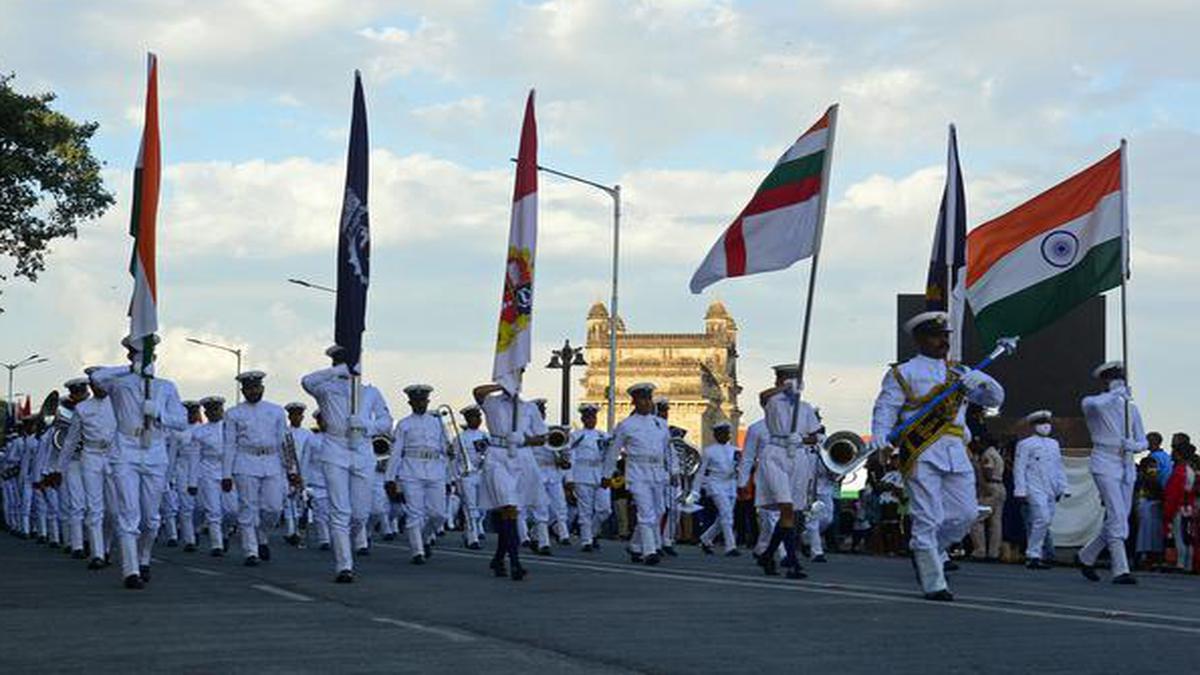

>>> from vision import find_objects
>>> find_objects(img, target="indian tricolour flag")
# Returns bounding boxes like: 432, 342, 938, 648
127, 52, 161, 368
966, 145, 1127, 347
689, 105, 837, 294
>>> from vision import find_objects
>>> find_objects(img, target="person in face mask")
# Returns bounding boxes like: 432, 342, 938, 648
1012, 411, 1068, 569
1077, 361, 1148, 584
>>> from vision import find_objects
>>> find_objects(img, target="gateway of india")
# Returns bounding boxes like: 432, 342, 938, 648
579, 300, 742, 448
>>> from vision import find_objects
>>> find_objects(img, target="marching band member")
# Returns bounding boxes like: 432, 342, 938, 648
474, 380, 544, 581
159, 402, 198, 548
31, 412, 58, 546
49, 378, 93, 559
607, 383, 677, 566
370, 433, 397, 544
804, 462, 837, 563
306, 410, 332, 550
869, 312, 1004, 601
1077, 361, 1146, 584
655, 396, 682, 557
91, 335, 188, 589
384, 384, 449, 565
569, 403, 609, 552
1013, 410, 1068, 570
753, 364, 822, 579
697, 420, 740, 556
17, 417, 41, 538
529, 397, 568, 553
222, 371, 294, 566
738, 417, 779, 562
457, 405, 488, 549
195, 397, 227, 556
173, 402, 204, 552
282, 402, 313, 547
301, 345, 393, 583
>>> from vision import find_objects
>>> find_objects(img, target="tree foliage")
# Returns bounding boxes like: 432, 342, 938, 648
0, 72, 114, 288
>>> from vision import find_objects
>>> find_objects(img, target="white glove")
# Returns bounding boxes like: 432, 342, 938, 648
867, 438, 892, 454
347, 414, 366, 432
787, 433, 804, 449
506, 432, 523, 447
959, 368, 988, 390
141, 400, 158, 418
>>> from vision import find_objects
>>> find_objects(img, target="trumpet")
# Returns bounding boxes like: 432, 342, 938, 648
546, 425, 572, 470
436, 405, 474, 477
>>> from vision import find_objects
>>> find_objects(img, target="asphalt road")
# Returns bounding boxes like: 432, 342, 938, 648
2, 532, 1198, 674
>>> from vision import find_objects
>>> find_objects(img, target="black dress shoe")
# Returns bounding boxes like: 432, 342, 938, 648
662, 546, 678, 557
943, 560, 960, 572
183, 543, 196, 553
124, 574, 145, 590
139, 566, 151, 583
581, 543, 593, 553
762, 557, 780, 576
924, 590, 954, 602
411, 554, 426, 565
319, 542, 331, 551
786, 567, 808, 579
1112, 573, 1138, 585
701, 543, 714, 555
382, 533, 396, 542
166, 539, 178, 548
335, 569, 354, 583
1026, 559, 1052, 570
490, 559, 507, 577
1076, 555, 1100, 581
510, 564, 527, 581
644, 552, 661, 566
536, 546, 552, 556
244, 556, 260, 567
812, 554, 828, 563
87, 557, 105, 570
466, 542, 481, 550
70, 549, 86, 560
628, 551, 643, 564
210, 548, 224, 557
725, 549, 742, 557
356, 547, 370, 557
258, 544, 271, 561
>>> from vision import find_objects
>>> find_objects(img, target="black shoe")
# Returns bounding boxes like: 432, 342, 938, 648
335, 569, 354, 583
645, 553, 662, 566
812, 554, 828, 563
139, 566, 151, 583
87, 557, 105, 571
701, 543, 714, 555
466, 542, 481, 550
536, 546, 552, 556
762, 556, 780, 576
510, 564, 527, 581
1076, 555, 1100, 582
211, 548, 224, 558
124, 574, 145, 590
285, 534, 302, 546
411, 554, 426, 565
422, 545, 431, 559
382, 533, 396, 542
943, 560, 960, 573
490, 559, 508, 577
786, 567, 808, 579
558, 536, 572, 546
244, 556, 260, 567
258, 545, 271, 562
183, 543, 196, 553
662, 546, 678, 557
1026, 558, 1052, 570
591, 540, 601, 551
725, 549, 742, 558
628, 550, 644, 564
581, 543, 593, 553
356, 547, 370, 557
70, 549, 86, 560
319, 542, 331, 551
924, 590, 954, 602
166, 539, 178, 548
1112, 573, 1138, 585
36, 535, 47, 544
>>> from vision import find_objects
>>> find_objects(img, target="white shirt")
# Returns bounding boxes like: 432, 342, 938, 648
59, 396, 117, 472
300, 364, 393, 447
697, 442, 739, 495
738, 419, 768, 487
223, 400, 288, 478
1082, 382, 1146, 480
480, 392, 542, 446
1013, 434, 1068, 498
764, 391, 822, 442
288, 426, 315, 481
459, 427, 489, 473
568, 428, 608, 486
90, 365, 188, 446
608, 413, 676, 485
386, 412, 449, 483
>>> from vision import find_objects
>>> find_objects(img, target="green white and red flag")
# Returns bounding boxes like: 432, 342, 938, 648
127, 52, 161, 369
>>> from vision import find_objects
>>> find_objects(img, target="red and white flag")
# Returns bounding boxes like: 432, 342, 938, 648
491, 90, 538, 394
127, 53, 161, 367
690, 106, 836, 294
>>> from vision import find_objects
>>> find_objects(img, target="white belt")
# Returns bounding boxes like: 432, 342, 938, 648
706, 470, 735, 480
405, 448, 442, 461
628, 456, 662, 466
83, 439, 112, 452
574, 459, 601, 468
537, 458, 558, 467
239, 446, 277, 457
489, 435, 511, 449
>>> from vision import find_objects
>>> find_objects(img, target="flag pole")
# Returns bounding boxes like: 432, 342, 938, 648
945, 124, 958, 361
1119, 138, 1131, 438
790, 104, 839, 433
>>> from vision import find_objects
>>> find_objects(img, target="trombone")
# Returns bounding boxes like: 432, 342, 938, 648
436, 404, 474, 477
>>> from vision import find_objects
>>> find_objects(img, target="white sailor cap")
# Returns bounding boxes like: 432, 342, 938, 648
1024, 410, 1053, 423
578, 402, 600, 414
653, 395, 670, 406
904, 311, 952, 336
121, 334, 161, 349
712, 420, 733, 432
403, 384, 433, 397
1092, 360, 1124, 379
182, 400, 202, 409
235, 370, 266, 384
772, 363, 801, 378
64, 377, 89, 389
626, 382, 656, 396
200, 396, 226, 407
83, 366, 101, 377
284, 402, 307, 412
459, 404, 481, 416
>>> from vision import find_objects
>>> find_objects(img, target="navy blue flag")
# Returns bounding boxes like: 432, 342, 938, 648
925, 124, 967, 359
335, 71, 370, 374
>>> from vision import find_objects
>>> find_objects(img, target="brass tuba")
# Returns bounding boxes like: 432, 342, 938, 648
817, 430, 872, 478
546, 425, 572, 469
672, 438, 704, 512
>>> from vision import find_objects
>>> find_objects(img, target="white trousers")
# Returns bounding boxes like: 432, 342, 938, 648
309, 485, 331, 545
323, 459, 371, 573
700, 489, 737, 552
234, 473, 284, 557
905, 460, 977, 554
110, 457, 168, 578
401, 478, 446, 556
160, 483, 179, 541
459, 475, 482, 543
573, 483, 610, 544
629, 480, 665, 555
1078, 472, 1134, 576
177, 489, 197, 546
61, 460, 86, 552
755, 508, 780, 556
805, 492, 835, 556
196, 474, 225, 551
1024, 492, 1057, 560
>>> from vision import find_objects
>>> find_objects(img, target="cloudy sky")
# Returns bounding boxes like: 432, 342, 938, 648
1, 0, 1196, 434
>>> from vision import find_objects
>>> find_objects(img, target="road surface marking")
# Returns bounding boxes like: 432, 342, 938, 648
182, 566, 223, 577
251, 584, 314, 602
371, 617, 476, 642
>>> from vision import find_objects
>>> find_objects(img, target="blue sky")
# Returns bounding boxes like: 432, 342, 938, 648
1, 0, 1197, 436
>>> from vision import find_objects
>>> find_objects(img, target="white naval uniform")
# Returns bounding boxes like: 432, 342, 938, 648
697, 441, 739, 552
61, 397, 118, 560
755, 391, 823, 509
805, 468, 837, 557
223, 400, 289, 559
32, 431, 59, 543
193, 421, 227, 551
18, 433, 38, 535
871, 354, 1004, 594
91, 365, 188, 578
283, 425, 314, 541
1013, 434, 1068, 561
385, 412, 449, 558
54, 409, 90, 554
531, 425, 569, 548
1077, 383, 1146, 577
301, 430, 330, 547
301, 364, 393, 573
457, 427, 488, 545
478, 393, 543, 515
568, 428, 611, 546
608, 412, 677, 556
170, 425, 201, 548
159, 430, 186, 544
1, 441, 19, 532
738, 420, 780, 557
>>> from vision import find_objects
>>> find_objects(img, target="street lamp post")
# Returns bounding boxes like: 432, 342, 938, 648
287, 278, 337, 294
514, 158, 621, 432
185, 338, 243, 402
4, 354, 48, 413
546, 339, 587, 427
